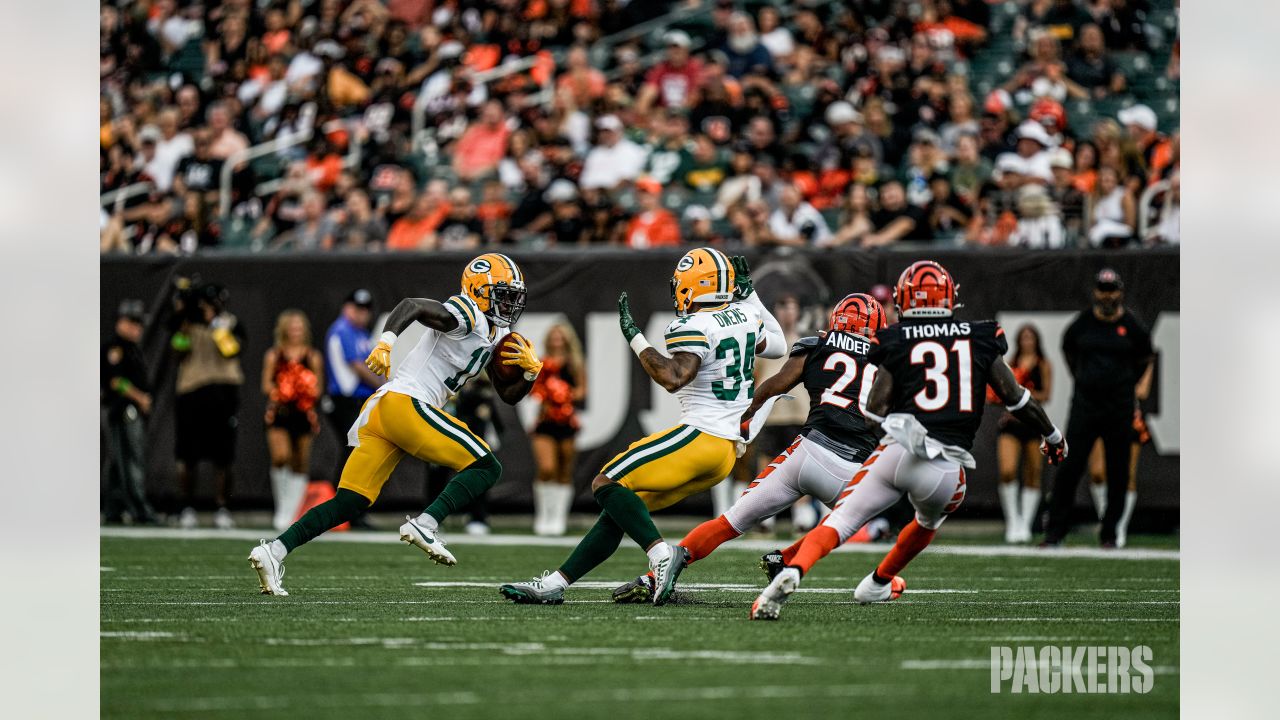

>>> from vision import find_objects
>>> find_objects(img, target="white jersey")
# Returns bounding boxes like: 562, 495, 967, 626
383, 294, 507, 408
663, 302, 765, 440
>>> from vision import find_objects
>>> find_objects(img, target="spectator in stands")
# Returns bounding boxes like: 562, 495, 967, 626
579, 115, 648, 191
558, 45, 607, 108
386, 182, 448, 250
767, 182, 830, 247
683, 205, 721, 245
1009, 184, 1066, 249
435, 187, 484, 249
1087, 166, 1137, 247
1048, 147, 1086, 241
1118, 104, 1174, 186
1067, 23, 1127, 98
757, 6, 795, 64
831, 184, 874, 246
637, 31, 703, 113
1013, 121, 1056, 183
102, 299, 158, 525
625, 177, 681, 248
865, 180, 930, 246
262, 310, 323, 531
926, 175, 972, 241
174, 129, 222, 208
1147, 169, 1180, 245
949, 133, 992, 207
333, 189, 387, 249
1072, 140, 1100, 193
644, 110, 692, 185
721, 12, 774, 79
674, 134, 730, 192
544, 179, 588, 245
817, 102, 881, 171
476, 179, 513, 245
171, 282, 245, 530
454, 100, 512, 182
273, 192, 335, 251
940, 93, 980, 155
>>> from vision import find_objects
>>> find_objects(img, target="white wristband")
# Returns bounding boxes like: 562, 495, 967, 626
1044, 427, 1063, 444
629, 332, 653, 357
379, 330, 398, 346
1005, 387, 1031, 412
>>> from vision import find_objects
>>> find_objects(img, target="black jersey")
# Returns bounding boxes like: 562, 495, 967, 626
792, 330, 881, 462
869, 318, 1008, 450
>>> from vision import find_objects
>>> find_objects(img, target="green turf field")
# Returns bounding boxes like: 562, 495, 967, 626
101, 533, 1178, 719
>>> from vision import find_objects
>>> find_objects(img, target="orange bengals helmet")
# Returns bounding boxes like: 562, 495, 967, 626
894, 260, 959, 318
830, 293, 889, 337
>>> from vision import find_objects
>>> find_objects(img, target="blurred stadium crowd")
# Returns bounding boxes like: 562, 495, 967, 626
100, 0, 1180, 254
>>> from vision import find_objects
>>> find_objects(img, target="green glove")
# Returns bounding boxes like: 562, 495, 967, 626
731, 255, 754, 300
618, 292, 640, 342
170, 332, 191, 352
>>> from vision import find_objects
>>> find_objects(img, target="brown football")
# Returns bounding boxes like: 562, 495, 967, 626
488, 332, 531, 384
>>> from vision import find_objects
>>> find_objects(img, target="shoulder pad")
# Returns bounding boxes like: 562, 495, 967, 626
790, 335, 822, 356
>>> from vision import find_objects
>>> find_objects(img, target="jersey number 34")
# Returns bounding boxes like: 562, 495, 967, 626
712, 333, 756, 401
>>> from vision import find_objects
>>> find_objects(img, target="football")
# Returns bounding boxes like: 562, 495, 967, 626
488, 332, 531, 384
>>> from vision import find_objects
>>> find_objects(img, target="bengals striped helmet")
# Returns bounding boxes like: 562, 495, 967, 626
830, 293, 889, 338
894, 260, 959, 318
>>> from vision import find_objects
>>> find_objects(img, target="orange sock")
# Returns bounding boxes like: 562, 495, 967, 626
791, 525, 840, 575
875, 520, 937, 578
779, 536, 806, 564
679, 515, 741, 563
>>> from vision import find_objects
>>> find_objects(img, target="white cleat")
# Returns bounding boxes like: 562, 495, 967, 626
179, 507, 198, 529
399, 516, 457, 566
651, 544, 689, 606
750, 567, 801, 621
499, 571, 566, 605
248, 541, 288, 596
853, 572, 906, 604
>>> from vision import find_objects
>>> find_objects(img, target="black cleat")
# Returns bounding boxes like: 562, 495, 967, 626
611, 575, 654, 604
760, 550, 785, 580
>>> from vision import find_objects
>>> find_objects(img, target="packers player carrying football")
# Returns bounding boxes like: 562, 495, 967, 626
499, 248, 787, 606
249, 253, 543, 596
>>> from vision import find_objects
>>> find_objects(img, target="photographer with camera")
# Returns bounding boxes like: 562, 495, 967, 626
169, 279, 246, 530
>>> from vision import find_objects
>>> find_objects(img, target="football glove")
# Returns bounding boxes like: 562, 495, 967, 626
365, 340, 393, 377
500, 333, 544, 381
618, 292, 641, 342
730, 255, 754, 300
1040, 437, 1068, 466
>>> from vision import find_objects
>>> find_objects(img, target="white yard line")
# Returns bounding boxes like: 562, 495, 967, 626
101, 526, 1179, 561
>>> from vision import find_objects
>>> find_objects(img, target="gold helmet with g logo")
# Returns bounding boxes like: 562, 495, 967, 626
670, 247, 735, 316
461, 253, 527, 327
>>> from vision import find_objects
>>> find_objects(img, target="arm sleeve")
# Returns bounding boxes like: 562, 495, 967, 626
739, 292, 786, 359
664, 318, 712, 362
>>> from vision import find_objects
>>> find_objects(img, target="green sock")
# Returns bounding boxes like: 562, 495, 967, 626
424, 454, 502, 524
277, 489, 370, 552
559, 512, 624, 583
593, 483, 662, 550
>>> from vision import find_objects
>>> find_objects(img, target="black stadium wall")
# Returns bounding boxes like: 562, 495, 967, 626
101, 248, 1180, 526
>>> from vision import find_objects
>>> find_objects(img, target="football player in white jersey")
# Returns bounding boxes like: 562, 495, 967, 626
249, 253, 544, 596
500, 248, 787, 606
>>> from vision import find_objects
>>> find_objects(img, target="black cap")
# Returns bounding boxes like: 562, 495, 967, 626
346, 288, 375, 308
117, 299, 146, 322
1095, 268, 1123, 291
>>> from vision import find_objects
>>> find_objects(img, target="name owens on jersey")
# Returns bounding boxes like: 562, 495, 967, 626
664, 302, 765, 440
791, 330, 881, 462
869, 318, 1008, 451
383, 294, 508, 408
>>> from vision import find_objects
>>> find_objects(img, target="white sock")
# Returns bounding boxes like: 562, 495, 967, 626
285, 471, 309, 522
551, 483, 573, 535
1019, 487, 1041, 537
413, 512, 439, 532
1089, 481, 1108, 519
997, 482, 1020, 532
1116, 490, 1138, 544
269, 539, 288, 562
532, 482, 551, 535
545, 571, 570, 590
646, 541, 672, 567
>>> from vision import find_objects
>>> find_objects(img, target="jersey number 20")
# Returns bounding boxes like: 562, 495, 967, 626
910, 339, 973, 412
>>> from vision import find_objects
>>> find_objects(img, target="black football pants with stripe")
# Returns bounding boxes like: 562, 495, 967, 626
1044, 407, 1131, 545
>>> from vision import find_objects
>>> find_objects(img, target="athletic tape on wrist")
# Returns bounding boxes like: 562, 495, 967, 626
1045, 427, 1063, 444
379, 330, 398, 346
629, 333, 653, 357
